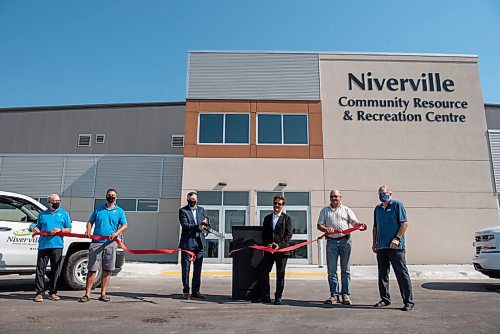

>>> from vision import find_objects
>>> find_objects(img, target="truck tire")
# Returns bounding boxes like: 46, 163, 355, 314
63, 249, 102, 290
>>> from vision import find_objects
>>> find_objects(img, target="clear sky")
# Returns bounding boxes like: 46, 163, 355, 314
0, 0, 499, 108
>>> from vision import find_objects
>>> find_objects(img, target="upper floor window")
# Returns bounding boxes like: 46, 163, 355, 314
257, 114, 308, 145
199, 114, 250, 144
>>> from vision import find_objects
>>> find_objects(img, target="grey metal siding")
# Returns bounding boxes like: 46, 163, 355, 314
0, 154, 183, 199
488, 130, 500, 192
0, 104, 185, 154
0, 156, 64, 197
188, 52, 320, 101
161, 155, 183, 198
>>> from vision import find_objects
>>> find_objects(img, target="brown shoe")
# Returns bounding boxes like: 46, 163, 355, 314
342, 296, 352, 305
323, 296, 341, 304
191, 292, 206, 299
34, 294, 43, 302
48, 294, 60, 301
181, 293, 190, 300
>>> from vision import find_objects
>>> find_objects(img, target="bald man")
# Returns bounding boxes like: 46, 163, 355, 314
32, 194, 72, 302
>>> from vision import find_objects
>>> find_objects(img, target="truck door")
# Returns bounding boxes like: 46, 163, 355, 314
0, 197, 40, 268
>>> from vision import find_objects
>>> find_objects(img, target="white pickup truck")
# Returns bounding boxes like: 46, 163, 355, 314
473, 225, 500, 279
0, 191, 125, 289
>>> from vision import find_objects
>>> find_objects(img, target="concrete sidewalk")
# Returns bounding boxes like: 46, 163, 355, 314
119, 262, 491, 280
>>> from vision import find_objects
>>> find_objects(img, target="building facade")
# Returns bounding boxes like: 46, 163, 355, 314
183, 51, 499, 265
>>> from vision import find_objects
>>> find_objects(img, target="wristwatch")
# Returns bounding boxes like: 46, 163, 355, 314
394, 236, 401, 241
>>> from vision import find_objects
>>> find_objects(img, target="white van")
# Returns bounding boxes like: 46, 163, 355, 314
0, 191, 125, 289
473, 225, 500, 279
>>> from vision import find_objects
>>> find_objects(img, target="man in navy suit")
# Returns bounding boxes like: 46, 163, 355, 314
178, 192, 207, 300
255, 194, 293, 305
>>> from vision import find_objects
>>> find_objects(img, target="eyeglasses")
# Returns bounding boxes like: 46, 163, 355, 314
330, 195, 340, 199
273, 202, 284, 206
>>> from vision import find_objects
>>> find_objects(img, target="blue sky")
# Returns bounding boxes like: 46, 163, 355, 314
0, 0, 499, 107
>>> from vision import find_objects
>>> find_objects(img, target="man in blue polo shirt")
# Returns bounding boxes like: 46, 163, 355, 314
32, 194, 72, 302
79, 188, 127, 303
372, 185, 414, 311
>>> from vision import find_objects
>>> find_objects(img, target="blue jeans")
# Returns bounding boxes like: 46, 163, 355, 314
326, 237, 352, 297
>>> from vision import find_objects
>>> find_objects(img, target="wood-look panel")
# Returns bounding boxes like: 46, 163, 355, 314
184, 100, 323, 159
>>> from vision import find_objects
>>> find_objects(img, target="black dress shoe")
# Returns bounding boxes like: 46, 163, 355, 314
402, 304, 414, 311
373, 300, 391, 307
273, 298, 282, 305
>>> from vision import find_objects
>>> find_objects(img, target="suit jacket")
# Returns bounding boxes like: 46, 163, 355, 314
178, 205, 206, 251
262, 212, 293, 256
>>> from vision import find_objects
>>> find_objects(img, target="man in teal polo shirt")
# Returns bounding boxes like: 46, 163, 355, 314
79, 188, 127, 303
32, 194, 72, 302
372, 185, 414, 311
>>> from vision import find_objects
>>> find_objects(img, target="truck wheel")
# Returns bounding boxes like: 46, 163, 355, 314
63, 249, 102, 290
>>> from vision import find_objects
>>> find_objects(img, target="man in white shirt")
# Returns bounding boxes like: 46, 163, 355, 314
317, 189, 366, 305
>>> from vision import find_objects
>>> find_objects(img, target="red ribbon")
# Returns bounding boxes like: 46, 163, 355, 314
229, 224, 366, 256
34, 231, 196, 261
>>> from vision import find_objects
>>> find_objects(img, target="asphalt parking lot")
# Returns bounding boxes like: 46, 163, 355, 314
0, 274, 499, 334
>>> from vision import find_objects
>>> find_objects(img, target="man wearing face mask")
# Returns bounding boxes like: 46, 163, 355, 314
32, 194, 72, 302
372, 185, 414, 311
79, 188, 127, 303
178, 192, 207, 300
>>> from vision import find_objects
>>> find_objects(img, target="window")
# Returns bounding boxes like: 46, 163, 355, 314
95, 134, 105, 144
171, 135, 184, 148
78, 134, 91, 147
199, 113, 250, 144
137, 199, 159, 212
93, 199, 159, 212
257, 114, 308, 144
0, 197, 40, 222
256, 191, 310, 260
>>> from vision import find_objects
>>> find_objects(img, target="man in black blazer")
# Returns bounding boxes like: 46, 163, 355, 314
178, 192, 206, 300
256, 195, 293, 305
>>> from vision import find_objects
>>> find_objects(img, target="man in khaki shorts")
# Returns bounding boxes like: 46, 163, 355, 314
79, 188, 128, 302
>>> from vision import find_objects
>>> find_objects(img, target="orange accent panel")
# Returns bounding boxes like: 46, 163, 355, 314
184, 111, 198, 145
250, 113, 256, 144
199, 101, 251, 112
183, 144, 198, 157
197, 145, 251, 158
251, 102, 257, 113
256, 146, 310, 159
257, 101, 309, 113
308, 113, 324, 146
250, 145, 257, 158
309, 145, 324, 159
308, 102, 322, 114
186, 101, 200, 112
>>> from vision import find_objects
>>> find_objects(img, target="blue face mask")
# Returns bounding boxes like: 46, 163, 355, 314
379, 194, 390, 202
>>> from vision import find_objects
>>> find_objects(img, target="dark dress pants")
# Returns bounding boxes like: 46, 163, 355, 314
181, 248, 204, 293
35, 248, 63, 295
376, 249, 414, 306
260, 252, 288, 299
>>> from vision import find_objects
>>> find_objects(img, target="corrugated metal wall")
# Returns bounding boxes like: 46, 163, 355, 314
188, 52, 320, 101
488, 130, 500, 192
0, 154, 183, 198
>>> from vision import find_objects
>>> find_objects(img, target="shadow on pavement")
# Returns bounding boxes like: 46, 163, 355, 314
421, 281, 500, 293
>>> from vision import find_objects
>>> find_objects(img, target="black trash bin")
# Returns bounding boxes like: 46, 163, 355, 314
231, 226, 264, 300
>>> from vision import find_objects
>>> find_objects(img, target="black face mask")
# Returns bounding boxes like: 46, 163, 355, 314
106, 195, 116, 203
187, 200, 197, 207
51, 202, 60, 210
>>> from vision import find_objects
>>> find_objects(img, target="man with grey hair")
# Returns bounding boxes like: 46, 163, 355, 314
372, 185, 414, 311
317, 189, 366, 305
32, 194, 72, 302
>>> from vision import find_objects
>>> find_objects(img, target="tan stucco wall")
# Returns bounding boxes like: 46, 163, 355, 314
319, 54, 499, 264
